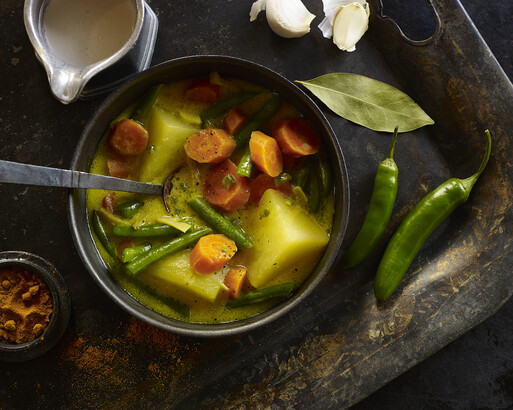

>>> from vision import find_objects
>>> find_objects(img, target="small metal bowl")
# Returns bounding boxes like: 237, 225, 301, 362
68, 55, 350, 337
0, 251, 71, 362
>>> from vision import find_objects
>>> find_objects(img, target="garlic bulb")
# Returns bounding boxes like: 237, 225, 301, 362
319, 0, 370, 51
250, 0, 316, 39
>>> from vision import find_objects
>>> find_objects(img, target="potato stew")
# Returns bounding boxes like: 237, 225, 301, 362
87, 72, 335, 324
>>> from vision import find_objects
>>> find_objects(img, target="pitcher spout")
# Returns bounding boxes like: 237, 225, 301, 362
48, 67, 87, 104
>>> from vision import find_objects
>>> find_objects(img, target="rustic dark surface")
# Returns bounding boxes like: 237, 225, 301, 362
0, 0, 512, 408
358, 0, 513, 408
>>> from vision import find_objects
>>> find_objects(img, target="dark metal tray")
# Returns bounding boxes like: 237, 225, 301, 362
0, 0, 512, 408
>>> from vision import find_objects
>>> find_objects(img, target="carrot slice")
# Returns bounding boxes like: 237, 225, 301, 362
102, 193, 117, 214
249, 173, 292, 204
190, 234, 237, 274
203, 160, 250, 213
185, 77, 220, 104
223, 107, 248, 135
108, 119, 149, 156
224, 266, 247, 299
107, 157, 130, 178
249, 131, 283, 177
184, 128, 236, 164
272, 118, 321, 158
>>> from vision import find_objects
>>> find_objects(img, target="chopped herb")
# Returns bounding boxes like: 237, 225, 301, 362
260, 208, 270, 218
222, 174, 236, 189
275, 172, 291, 187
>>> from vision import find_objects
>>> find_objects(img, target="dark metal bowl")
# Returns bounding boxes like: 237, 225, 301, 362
68, 55, 350, 337
0, 251, 71, 362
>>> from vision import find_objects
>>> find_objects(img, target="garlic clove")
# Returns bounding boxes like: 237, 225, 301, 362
332, 2, 369, 51
250, 0, 266, 22
250, 0, 316, 39
319, 0, 366, 38
319, 0, 369, 51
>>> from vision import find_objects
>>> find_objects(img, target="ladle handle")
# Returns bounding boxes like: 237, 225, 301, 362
0, 160, 162, 195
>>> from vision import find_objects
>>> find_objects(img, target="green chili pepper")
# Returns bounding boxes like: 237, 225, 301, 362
200, 91, 258, 128
91, 210, 117, 258
374, 130, 492, 301
117, 199, 144, 219
342, 127, 399, 269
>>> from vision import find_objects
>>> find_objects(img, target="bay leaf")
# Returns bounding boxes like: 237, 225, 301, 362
296, 73, 434, 132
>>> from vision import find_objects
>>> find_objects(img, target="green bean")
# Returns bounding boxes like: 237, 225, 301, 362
233, 93, 282, 148
316, 155, 333, 197
233, 94, 282, 175
124, 227, 212, 276
139, 284, 191, 318
226, 283, 296, 308
117, 199, 144, 219
235, 146, 253, 177
342, 128, 399, 269
294, 166, 310, 192
91, 210, 117, 258
200, 91, 258, 128
222, 174, 236, 189
112, 223, 181, 238
159, 296, 190, 319
187, 197, 254, 249
131, 84, 164, 124
307, 158, 321, 213
374, 130, 492, 301
120, 243, 152, 263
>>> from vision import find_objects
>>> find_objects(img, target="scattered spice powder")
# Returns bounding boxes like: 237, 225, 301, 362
61, 317, 187, 375
63, 336, 120, 373
125, 317, 181, 352
51, 315, 218, 410
0, 267, 53, 343
59, 318, 198, 400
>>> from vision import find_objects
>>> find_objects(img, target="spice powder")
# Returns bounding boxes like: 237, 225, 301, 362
0, 267, 53, 343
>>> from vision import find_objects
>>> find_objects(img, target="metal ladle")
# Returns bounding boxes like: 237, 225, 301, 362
0, 160, 162, 195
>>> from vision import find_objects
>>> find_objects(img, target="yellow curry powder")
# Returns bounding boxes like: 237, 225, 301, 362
0, 267, 53, 343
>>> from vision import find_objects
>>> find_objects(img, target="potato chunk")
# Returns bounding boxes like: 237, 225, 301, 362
138, 107, 198, 183
244, 189, 329, 288
139, 250, 228, 303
